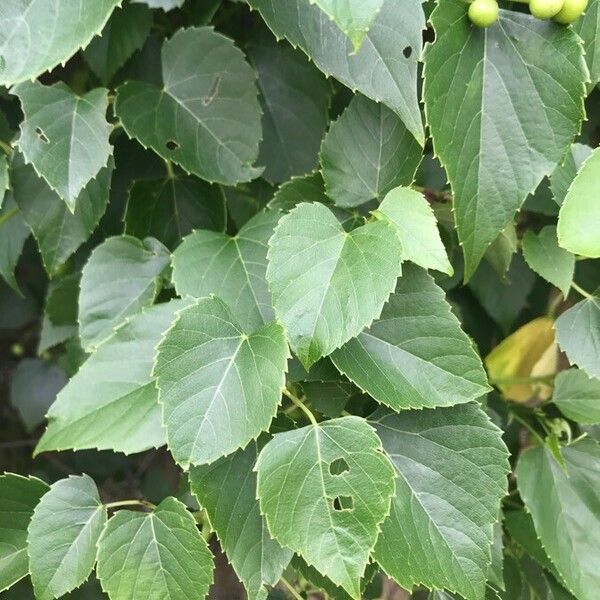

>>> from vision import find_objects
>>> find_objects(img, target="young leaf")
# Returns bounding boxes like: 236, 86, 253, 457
378, 187, 452, 275
28, 475, 107, 600
266, 202, 403, 369
249, 34, 330, 184
255, 416, 396, 598
423, 0, 586, 279
96, 497, 213, 600
125, 175, 227, 249
13, 81, 112, 210
331, 265, 489, 410
0, 1, 120, 86
552, 368, 600, 424
522, 226, 575, 297
36, 300, 191, 456
516, 439, 600, 600
83, 3, 153, 85
11, 153, 113, 276
247, 0, 425, 144
172, 210, 279, 332
555, 292, 600, 378
0, 193, 30, 294
115, 27, 262, 185
371, 404, 509, 600
0, 474, 49, 592
189, 443, 293, 600
557, 147, 600, 259
549, 143, 593, 206
320, 94, 421, 208
79, 236, 170, 351
154, 296, 288, 467
574, 0, 600, 85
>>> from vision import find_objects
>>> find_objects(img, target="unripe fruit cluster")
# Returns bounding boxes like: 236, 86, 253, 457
467, 0, 588, 28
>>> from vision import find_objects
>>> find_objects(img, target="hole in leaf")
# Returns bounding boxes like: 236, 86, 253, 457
403, 46, 412, 59
329, 457, 350, 476
202, 76, 221, 106
35, 127, 49, 143
333, 496, 353, 511
166, 140, 180, 151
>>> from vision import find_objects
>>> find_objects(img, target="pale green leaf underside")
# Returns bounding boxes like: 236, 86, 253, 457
11, 153, 113, 276
172, 209, 279, 332
0, 474, 49, 593
574, 0, 600, 85
320, 94, 421, 208
256, 416, 396, 598
424, 0, 586, 279
97, 497, 213, 600
555, 294, 600, 378
267, 202, 403, 369
522, 225, 574, 297
378, 187, 452, 275
549, 143, 592, 207
132, 0, 185, 9
552, 368, 600, 424
516, 439, 600, 600
79, 235, 170, 352
371, 404, 509, 600
154, 296, 288, 467
557, 147, 600, 259
190, 443, 292, 600
332, 265, 489, 410
0, 154, 7, 207
247, 0, 425, 144
0, 0, 120, 86
28, 475, 106, 600
13, 81, 112, 210
115, 27, 262, 185
36, 300, 191, 456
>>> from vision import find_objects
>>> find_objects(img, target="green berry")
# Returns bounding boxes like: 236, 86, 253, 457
529, 0, 565, 19
468, 0, 500, 28
554, 0, 588, 23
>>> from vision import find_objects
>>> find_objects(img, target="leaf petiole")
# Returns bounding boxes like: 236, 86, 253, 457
283, 387, 318, 427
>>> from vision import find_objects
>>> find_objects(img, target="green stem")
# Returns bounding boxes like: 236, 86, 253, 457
570, 281, 593, 300
0, 206, 19, 227
510, 413, 546, 446
280, 577, 304, 600
104, 499, 156, 511
165, 159, 175, 180
0, 139, 13, 156
489, 373, 555, 386
283, 388, 318, 427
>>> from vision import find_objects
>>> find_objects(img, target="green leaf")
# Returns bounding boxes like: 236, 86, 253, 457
36, 300, 190, 456
247, 0, 425, 144
549, 143, 593, 207
0, 474, 49, 593
249, 34, 330, 184
125, 175, 227, 249
320, 94, 421, 208
132, 0, 185, 9
13, 81, 112, 211
189, 443, 292, 600
96, 497, 213, 600
10, 358, 67, 432
516, 439, 600, 600
267, 202, 403, 369
115, 27, 262, 185
79, 235, 170, 351
154, 296, 288, 467
28, 475, 106, 600
378, 187, 452, 275
268, 172, 330, 213
0, 193, 29, 294
172, 209, 279, 332
574, 0, 600, 85
552, 368, 600, 424
484, 223, 518, 279
0, 154, 7, 208
555, 292, 600, 378
11, 153, 113, 276
255, 416, 395, 598
557, 147, 600, 259
331, 265, 489, 410
522, 226, 574, 297
0, 1, 120, 86
309, 0, 383, 51
423, 0, 586, 279
84, 3, 153, 85
371, 404, 509, 600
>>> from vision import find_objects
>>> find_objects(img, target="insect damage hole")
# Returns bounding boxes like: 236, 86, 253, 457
166, 139, 180, 151
35, 127, 49, 143
403, 46, 412, 58
329, 457, 350, 475
333, 496, 354, 511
